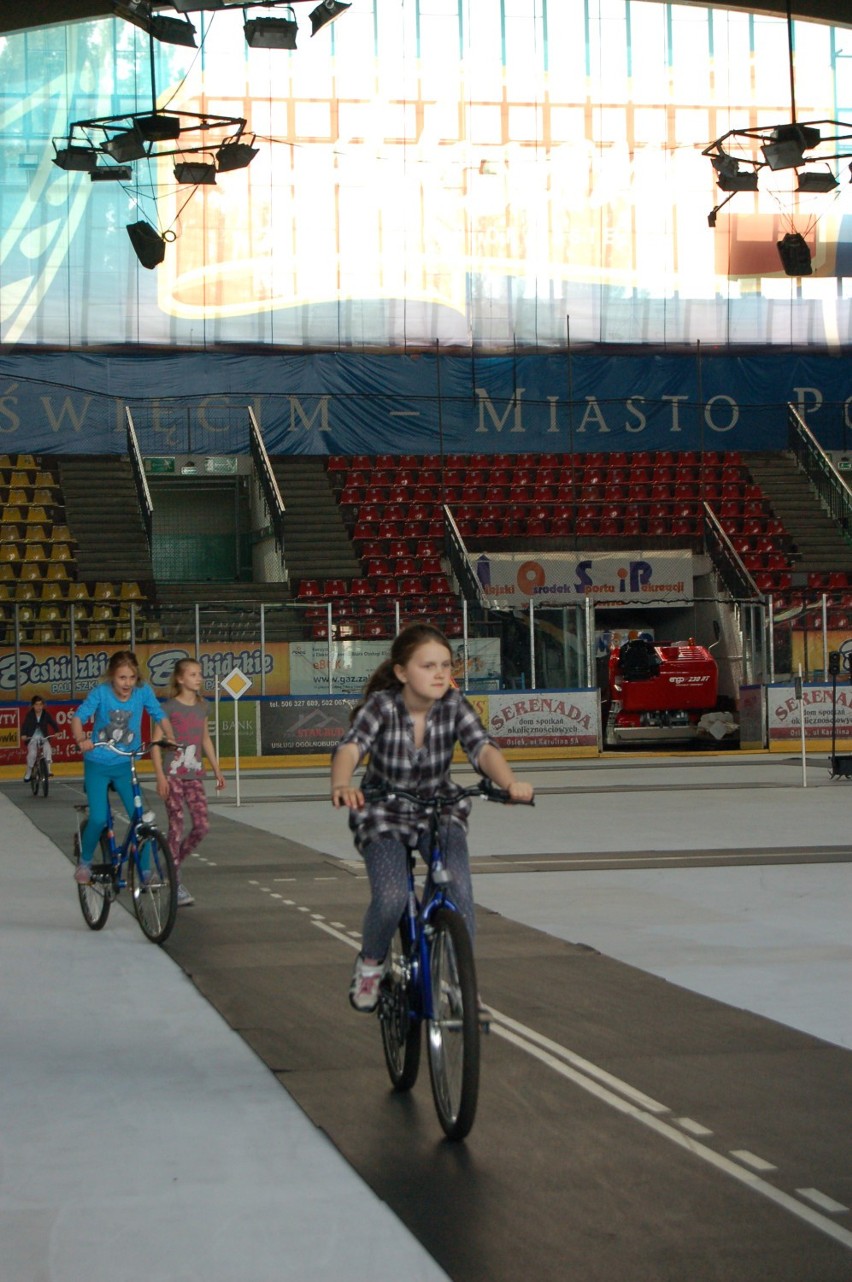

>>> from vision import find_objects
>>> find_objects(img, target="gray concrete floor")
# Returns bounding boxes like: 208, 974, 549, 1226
1, 752, 850, 1280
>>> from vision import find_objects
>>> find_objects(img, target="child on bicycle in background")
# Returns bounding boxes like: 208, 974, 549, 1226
153, 657, 225, 908
22, 695, 59, 782
331, 622, 534, 1012
71, 650, 173, 886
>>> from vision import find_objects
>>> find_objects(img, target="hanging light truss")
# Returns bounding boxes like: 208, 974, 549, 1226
701, 1, 852, 275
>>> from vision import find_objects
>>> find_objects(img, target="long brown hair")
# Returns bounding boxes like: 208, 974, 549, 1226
352, 623, 452, 719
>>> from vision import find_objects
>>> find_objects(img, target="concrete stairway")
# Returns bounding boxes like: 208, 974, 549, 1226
154, 581, 298, 642
273, 456, 361, 588
57, 455, 154, 583
745, 450, 852, 576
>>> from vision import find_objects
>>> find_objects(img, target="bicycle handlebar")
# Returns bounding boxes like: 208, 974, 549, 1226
93, 738, 181, 757
362, 778, 534, 807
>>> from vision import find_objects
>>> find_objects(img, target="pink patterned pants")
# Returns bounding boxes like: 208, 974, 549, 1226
165, 776, 209, 869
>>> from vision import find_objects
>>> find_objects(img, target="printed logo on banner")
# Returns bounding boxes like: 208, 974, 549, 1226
487, 691, 598, 748
473, 551, 692, 607
261, 698, 358, 753
0, 708, 20, 750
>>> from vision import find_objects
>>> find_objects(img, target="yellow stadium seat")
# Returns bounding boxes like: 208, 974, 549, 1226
24, 506, 49, 524
22, 544, 47, 563
33, 471, 59, 489
44, 562, 70, 582
42, 581, 66, 601
12, 455, 36, 469
0, 544, 20, 564
32, 487, 57, 506
120, 580, 143, 600
93, 581, 117, 600
38, 603, 62, 623
49, 543, 73, 562
67, 581, 90, 601
23, 525, 49, 544
0, 524, 21, 542
9, 470, 35, 487
52, 524, 74, 543
3, 507, 23, 523
0, 564, 15, 582
7, 488, 30, 505
15, 582, 38, 601
18, 563, 44, 581
87, 625, 110, 642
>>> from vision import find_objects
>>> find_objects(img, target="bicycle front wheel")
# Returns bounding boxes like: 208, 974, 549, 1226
130, 832, 177, 944
426, 907, 480, 1141
39, 759, 49, 798
379, 924, 421, 1092
30, 764, 39, 797
74, 833, 111, 931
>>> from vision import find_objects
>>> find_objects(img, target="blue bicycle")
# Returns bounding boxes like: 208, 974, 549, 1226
73, 740, 179, 945
369, 778, 531, 1141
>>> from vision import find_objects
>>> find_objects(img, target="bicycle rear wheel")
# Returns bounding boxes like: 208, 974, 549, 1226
426, 907, 480, 1141
130, 832, 177, 944
379, 923, 421, 1092
74, 833, 111, 931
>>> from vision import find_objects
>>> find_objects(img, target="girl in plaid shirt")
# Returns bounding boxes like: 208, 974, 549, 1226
332, 623, 533, 1012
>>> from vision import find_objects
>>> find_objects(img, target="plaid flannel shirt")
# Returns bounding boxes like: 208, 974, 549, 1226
334, 686, 494, 851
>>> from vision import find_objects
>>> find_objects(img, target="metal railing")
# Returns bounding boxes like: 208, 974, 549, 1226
248, 406, 286, 553
125, 407, 153, 548
703, 502, 761, 602
788, 403, 852, 538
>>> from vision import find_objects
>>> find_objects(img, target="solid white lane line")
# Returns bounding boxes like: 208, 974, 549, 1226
489, 1006, 670, 1114
492, 1024, 852, 1251
313, 920, 360, 949
678, 1118, 714, 1137
796, 1189, 849, 1215
731, 1150, 777, 1173
471, 850, 814, 869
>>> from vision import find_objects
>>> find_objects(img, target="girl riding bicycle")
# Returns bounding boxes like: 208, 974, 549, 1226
71, 651, 174, 885
331, 622, 533, 1012
22, 695, 59, 782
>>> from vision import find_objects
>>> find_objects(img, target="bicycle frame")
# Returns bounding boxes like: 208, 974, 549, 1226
400, 811, 464, 1023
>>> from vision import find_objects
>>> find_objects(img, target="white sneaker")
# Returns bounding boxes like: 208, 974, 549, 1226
349, 955, 384, 1012
177, 883, 195, 907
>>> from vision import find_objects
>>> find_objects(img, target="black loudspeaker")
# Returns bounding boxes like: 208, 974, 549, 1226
126, 220, 166, 269
777, 232, 812, 277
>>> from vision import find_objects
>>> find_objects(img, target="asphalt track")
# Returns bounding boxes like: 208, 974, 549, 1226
9, 769, 851, 1282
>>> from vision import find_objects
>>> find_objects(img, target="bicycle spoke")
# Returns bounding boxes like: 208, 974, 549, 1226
426, 907, 479, 1141
130, 834, 177, 944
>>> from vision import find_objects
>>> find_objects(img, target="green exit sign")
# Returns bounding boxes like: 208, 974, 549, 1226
145, 457, 176, 474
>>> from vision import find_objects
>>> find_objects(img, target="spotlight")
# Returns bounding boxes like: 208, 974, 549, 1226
309, 0, 350, 37
761, 124, 821, 171
103, 129, 148, 163
777, 231, 812, 277
126, 220, 167, 269
717, 170, 758, 193
52, 144, 98, 172
149, 13, 197, 45
796, 170, 838, 193
171, 0, 225, 10
216, 140, 259, 172
133, 113, 182, 143
111, 0, 150, 33
244, 14, 298, 49
91, 165, 132, 182
174, 161, 217, 184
